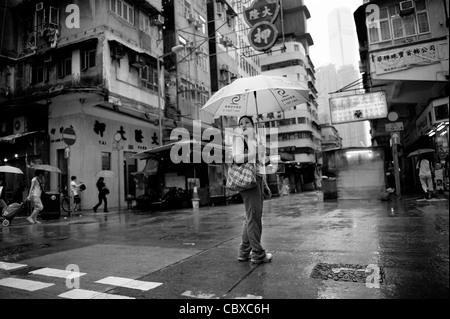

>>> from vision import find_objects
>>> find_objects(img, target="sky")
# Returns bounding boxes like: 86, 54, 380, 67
306, 0, 364, 69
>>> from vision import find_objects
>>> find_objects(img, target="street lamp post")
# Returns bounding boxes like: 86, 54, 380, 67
157, 45, 184, 145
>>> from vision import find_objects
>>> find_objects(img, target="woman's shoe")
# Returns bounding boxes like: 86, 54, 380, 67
104, 210, 109, 213
26, 217, 35, 224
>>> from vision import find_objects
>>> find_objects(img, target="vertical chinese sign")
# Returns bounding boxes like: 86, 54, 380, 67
244, 0, 280, 52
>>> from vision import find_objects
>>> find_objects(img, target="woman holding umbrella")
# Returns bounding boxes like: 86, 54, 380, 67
233, 116, 272, 264
93, 177, 109, 213
26, 170, 45, 224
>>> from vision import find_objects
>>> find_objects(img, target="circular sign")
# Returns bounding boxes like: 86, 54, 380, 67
387, 111, 398, 122
114, 132, 122, 142
248, 21, 279, 52
62, 127, 76, 146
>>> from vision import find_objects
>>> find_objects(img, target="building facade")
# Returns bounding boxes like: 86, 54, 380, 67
354, 0, 449, 193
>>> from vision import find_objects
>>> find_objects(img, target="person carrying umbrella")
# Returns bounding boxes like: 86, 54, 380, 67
93, 177, 109, 213
26, 170, 45, 224
0, 177, 7, 216
234, 115, 272, 264
416, 154, 434, 199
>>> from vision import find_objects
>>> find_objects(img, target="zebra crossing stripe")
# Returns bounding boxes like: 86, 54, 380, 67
95, 276, 162, 291
181, 290, 219, 299
29, 267, 86, 279
58, 289, 134, 299
0, 262, 27, 271
0, 278, 55, 291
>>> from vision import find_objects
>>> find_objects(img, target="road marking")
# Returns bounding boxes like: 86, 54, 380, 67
29, 267, 86, 279
0, 262, 27, 271
95, 276, 162, 291
181, 290, 219, 299
234, 294, 263, 299
0, 278, 54, 291
58, 288, 134, 299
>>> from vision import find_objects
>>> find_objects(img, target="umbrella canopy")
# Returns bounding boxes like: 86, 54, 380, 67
29, 164, 61, 173
201, 75, 309, 118
407, 148, 435, 158
0, 165, 24, 174
95, 170, 116, 178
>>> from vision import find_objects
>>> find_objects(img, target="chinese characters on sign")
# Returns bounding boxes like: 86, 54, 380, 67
248, 22, 278, 52
244, 0, 280, 52
371, 40, 447, 75
329, 92, 388, 125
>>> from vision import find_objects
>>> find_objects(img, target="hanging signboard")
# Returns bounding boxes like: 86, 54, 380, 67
329, 92, 388, 125
244, 0, 280, 52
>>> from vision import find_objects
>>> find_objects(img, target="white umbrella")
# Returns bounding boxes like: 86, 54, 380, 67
407, 148, 435, 158
95, 170, 116, 178
29, 164, 61, 173
201, 74, 309, 118
0, 165, 23, 174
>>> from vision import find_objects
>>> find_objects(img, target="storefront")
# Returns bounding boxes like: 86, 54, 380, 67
415, 97, 449, 190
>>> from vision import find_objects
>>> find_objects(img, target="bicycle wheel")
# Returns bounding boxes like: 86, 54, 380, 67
61, 198, 71, 212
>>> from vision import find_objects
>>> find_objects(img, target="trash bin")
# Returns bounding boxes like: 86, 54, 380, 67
40, 191, 61, 220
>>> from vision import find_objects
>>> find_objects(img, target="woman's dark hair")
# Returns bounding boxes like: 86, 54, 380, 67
238, 115, 254, 126
35, 170, 45, 176
71, 176, 76, 181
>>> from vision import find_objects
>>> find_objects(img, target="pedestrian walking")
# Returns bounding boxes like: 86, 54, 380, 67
26, 170, 45, 224
93, 177, 109, 213
233, 115, 272, 264
416, 155, 434, 199
0, 177, 7, 215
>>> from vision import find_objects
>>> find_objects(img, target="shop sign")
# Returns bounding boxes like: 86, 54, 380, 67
329, 92, 388, 124
385, 122, 403, 132
244, 0, 280, 52
371, 40, 448, 75
248, 22, 279, 52
243, 0, 280, 27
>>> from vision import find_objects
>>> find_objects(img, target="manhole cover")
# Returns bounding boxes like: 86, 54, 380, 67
311, 263, 384, 284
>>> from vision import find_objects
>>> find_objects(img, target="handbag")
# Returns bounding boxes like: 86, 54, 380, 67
226, 162, 257, 192
103, 187, 110, 195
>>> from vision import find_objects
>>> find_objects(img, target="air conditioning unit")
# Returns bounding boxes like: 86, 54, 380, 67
129, 54, 146, 68
151, 14, 165, 26
399, 0, 414, 16
13, 117, 27, 134
187, 13, 195, 22
36, 2, 44, 11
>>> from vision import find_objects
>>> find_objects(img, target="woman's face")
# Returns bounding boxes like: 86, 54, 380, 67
239, 117, 253, 132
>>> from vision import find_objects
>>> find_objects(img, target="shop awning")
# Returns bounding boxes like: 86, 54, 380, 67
132, 158, 159, 177
0, 131, 44, 144
132, 140, 213, 160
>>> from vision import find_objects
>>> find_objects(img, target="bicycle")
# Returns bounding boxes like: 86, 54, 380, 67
60, 183, 84, 214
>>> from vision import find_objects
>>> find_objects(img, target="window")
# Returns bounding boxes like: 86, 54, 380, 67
58, 58, 72, 78
102, 152, 111, 170
368, 1, 430, 44
81, 49, 96, 70
110, 0, 134, 24
141, 63, 158, 92
294, 44, 299, 51
49, 6, 59, 26
415, 0, 430, 34
31, 64, 48, 84
184, 0, 191, 18
368, 7, 391, 43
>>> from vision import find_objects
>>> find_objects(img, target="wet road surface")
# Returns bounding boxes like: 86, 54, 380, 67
0, 192, 448, 300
